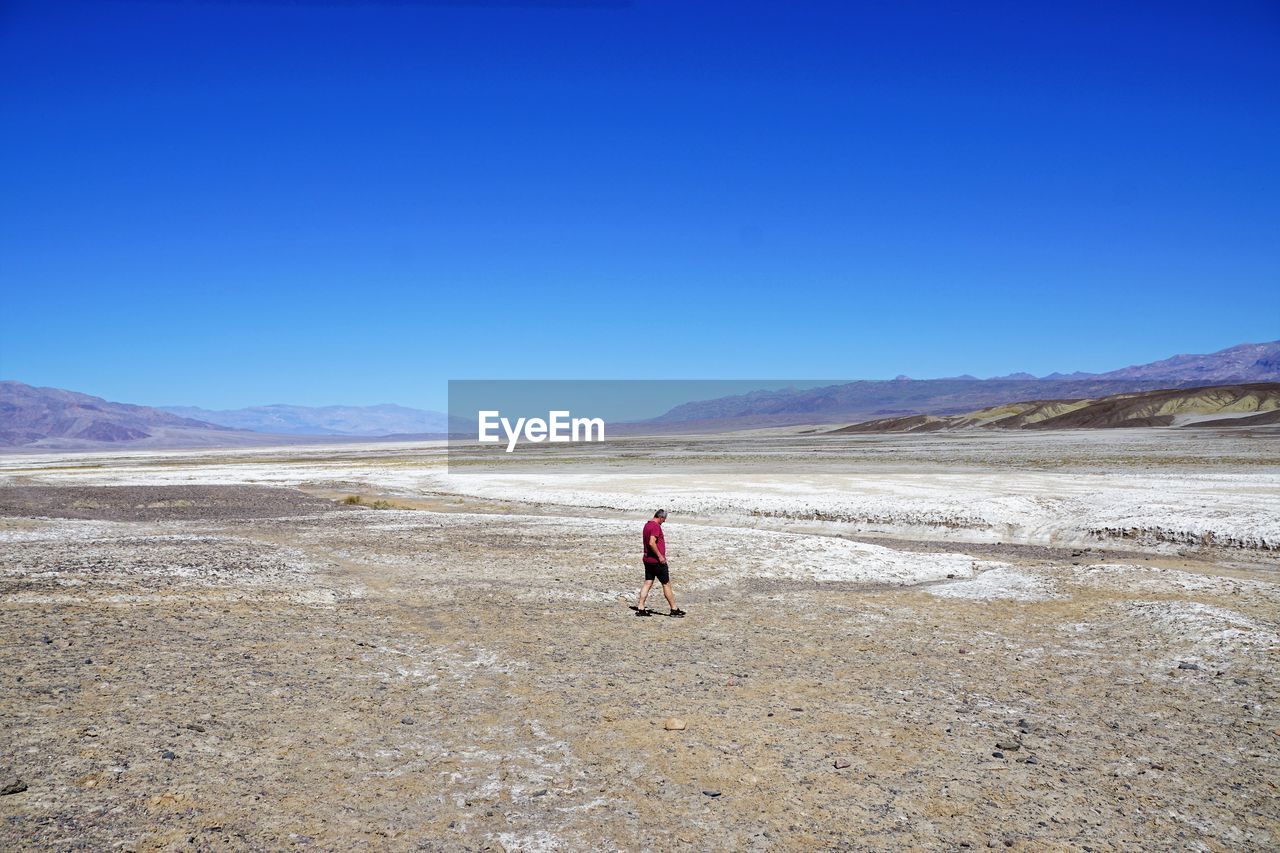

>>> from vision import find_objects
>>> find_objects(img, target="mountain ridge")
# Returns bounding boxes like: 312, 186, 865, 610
0, 381, 233, 448
4, 339, 1278, 448
160, 403, 449, 437
647, 340, 1280, 428
827, 383, 1280, 433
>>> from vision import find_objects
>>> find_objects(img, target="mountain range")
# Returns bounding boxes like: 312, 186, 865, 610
0, 384, 450, 450
643, 340, 1280, 430
828, 383, 1280, 434
976, 340, 1279, 383
159, 403, 449, 437
2, 339, 1277, 449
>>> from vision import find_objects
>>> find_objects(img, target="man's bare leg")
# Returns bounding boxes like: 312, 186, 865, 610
660, 582, 677, 611
636, 578, 654, 611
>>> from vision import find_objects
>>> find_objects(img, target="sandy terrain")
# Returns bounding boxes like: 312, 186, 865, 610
1, 431, 1277, 850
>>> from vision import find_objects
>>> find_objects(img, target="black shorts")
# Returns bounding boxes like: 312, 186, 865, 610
643, 561, 670, 584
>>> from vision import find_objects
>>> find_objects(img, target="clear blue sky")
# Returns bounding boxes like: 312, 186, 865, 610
2, 0, 1276, 410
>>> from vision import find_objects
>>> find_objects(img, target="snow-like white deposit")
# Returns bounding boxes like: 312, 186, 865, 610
308, 509, 1000, 589
746, 532, 985, 585
926, 566, 1063, 601
1122, 600, 1280, 660
0, 517, 135, 543
433, 466, 1280, 552
1074, 563, 1278, 596
3, 431, 1277, 554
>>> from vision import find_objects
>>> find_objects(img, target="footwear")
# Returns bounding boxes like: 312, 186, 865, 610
669, 609, 686, 618
634, 608, 652, 617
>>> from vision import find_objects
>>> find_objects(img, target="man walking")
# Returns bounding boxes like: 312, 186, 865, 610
636, 509, 685, 617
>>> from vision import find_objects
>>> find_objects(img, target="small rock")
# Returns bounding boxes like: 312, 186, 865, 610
992, 751, 1004, 759
1177, 661, 1200, 670
400, 716, 416, 725
702, 789, 721, 797
1025, 756, 1038, 765
958, 649, 967, 655
532, 789, 548, 797
789, 707, 803, 712
1233, 677, 1248, 685
833, 759, 851, 769
160, 750, 177, 760
946, 573, 956, 579
664, 718, 687, 731
1, 775, 27, 796
184, 723, 206, 733
995, 740, 1021, 751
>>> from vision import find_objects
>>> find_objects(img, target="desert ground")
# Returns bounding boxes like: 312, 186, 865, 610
1, 430, 1278, 851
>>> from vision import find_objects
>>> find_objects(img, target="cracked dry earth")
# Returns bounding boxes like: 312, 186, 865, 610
1, 484, 1278, 851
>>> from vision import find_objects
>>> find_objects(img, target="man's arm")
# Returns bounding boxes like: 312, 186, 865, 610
648, 534, 667, 564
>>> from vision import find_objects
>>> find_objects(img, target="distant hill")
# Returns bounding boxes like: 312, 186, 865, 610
828, 384, 1280, 433
644, 340, 1280, 430
0, 381, 236, 448
0, 382, 456, 450
161, 403, 449, 436
643, 378, 1163, 430
1092, 340, 1280, 383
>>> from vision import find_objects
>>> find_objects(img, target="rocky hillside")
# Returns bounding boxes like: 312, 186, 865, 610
0, 381, 234, 448
831, 384, 1280, 433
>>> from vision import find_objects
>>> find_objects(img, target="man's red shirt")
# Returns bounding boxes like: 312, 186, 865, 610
642, 519, 665, 563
